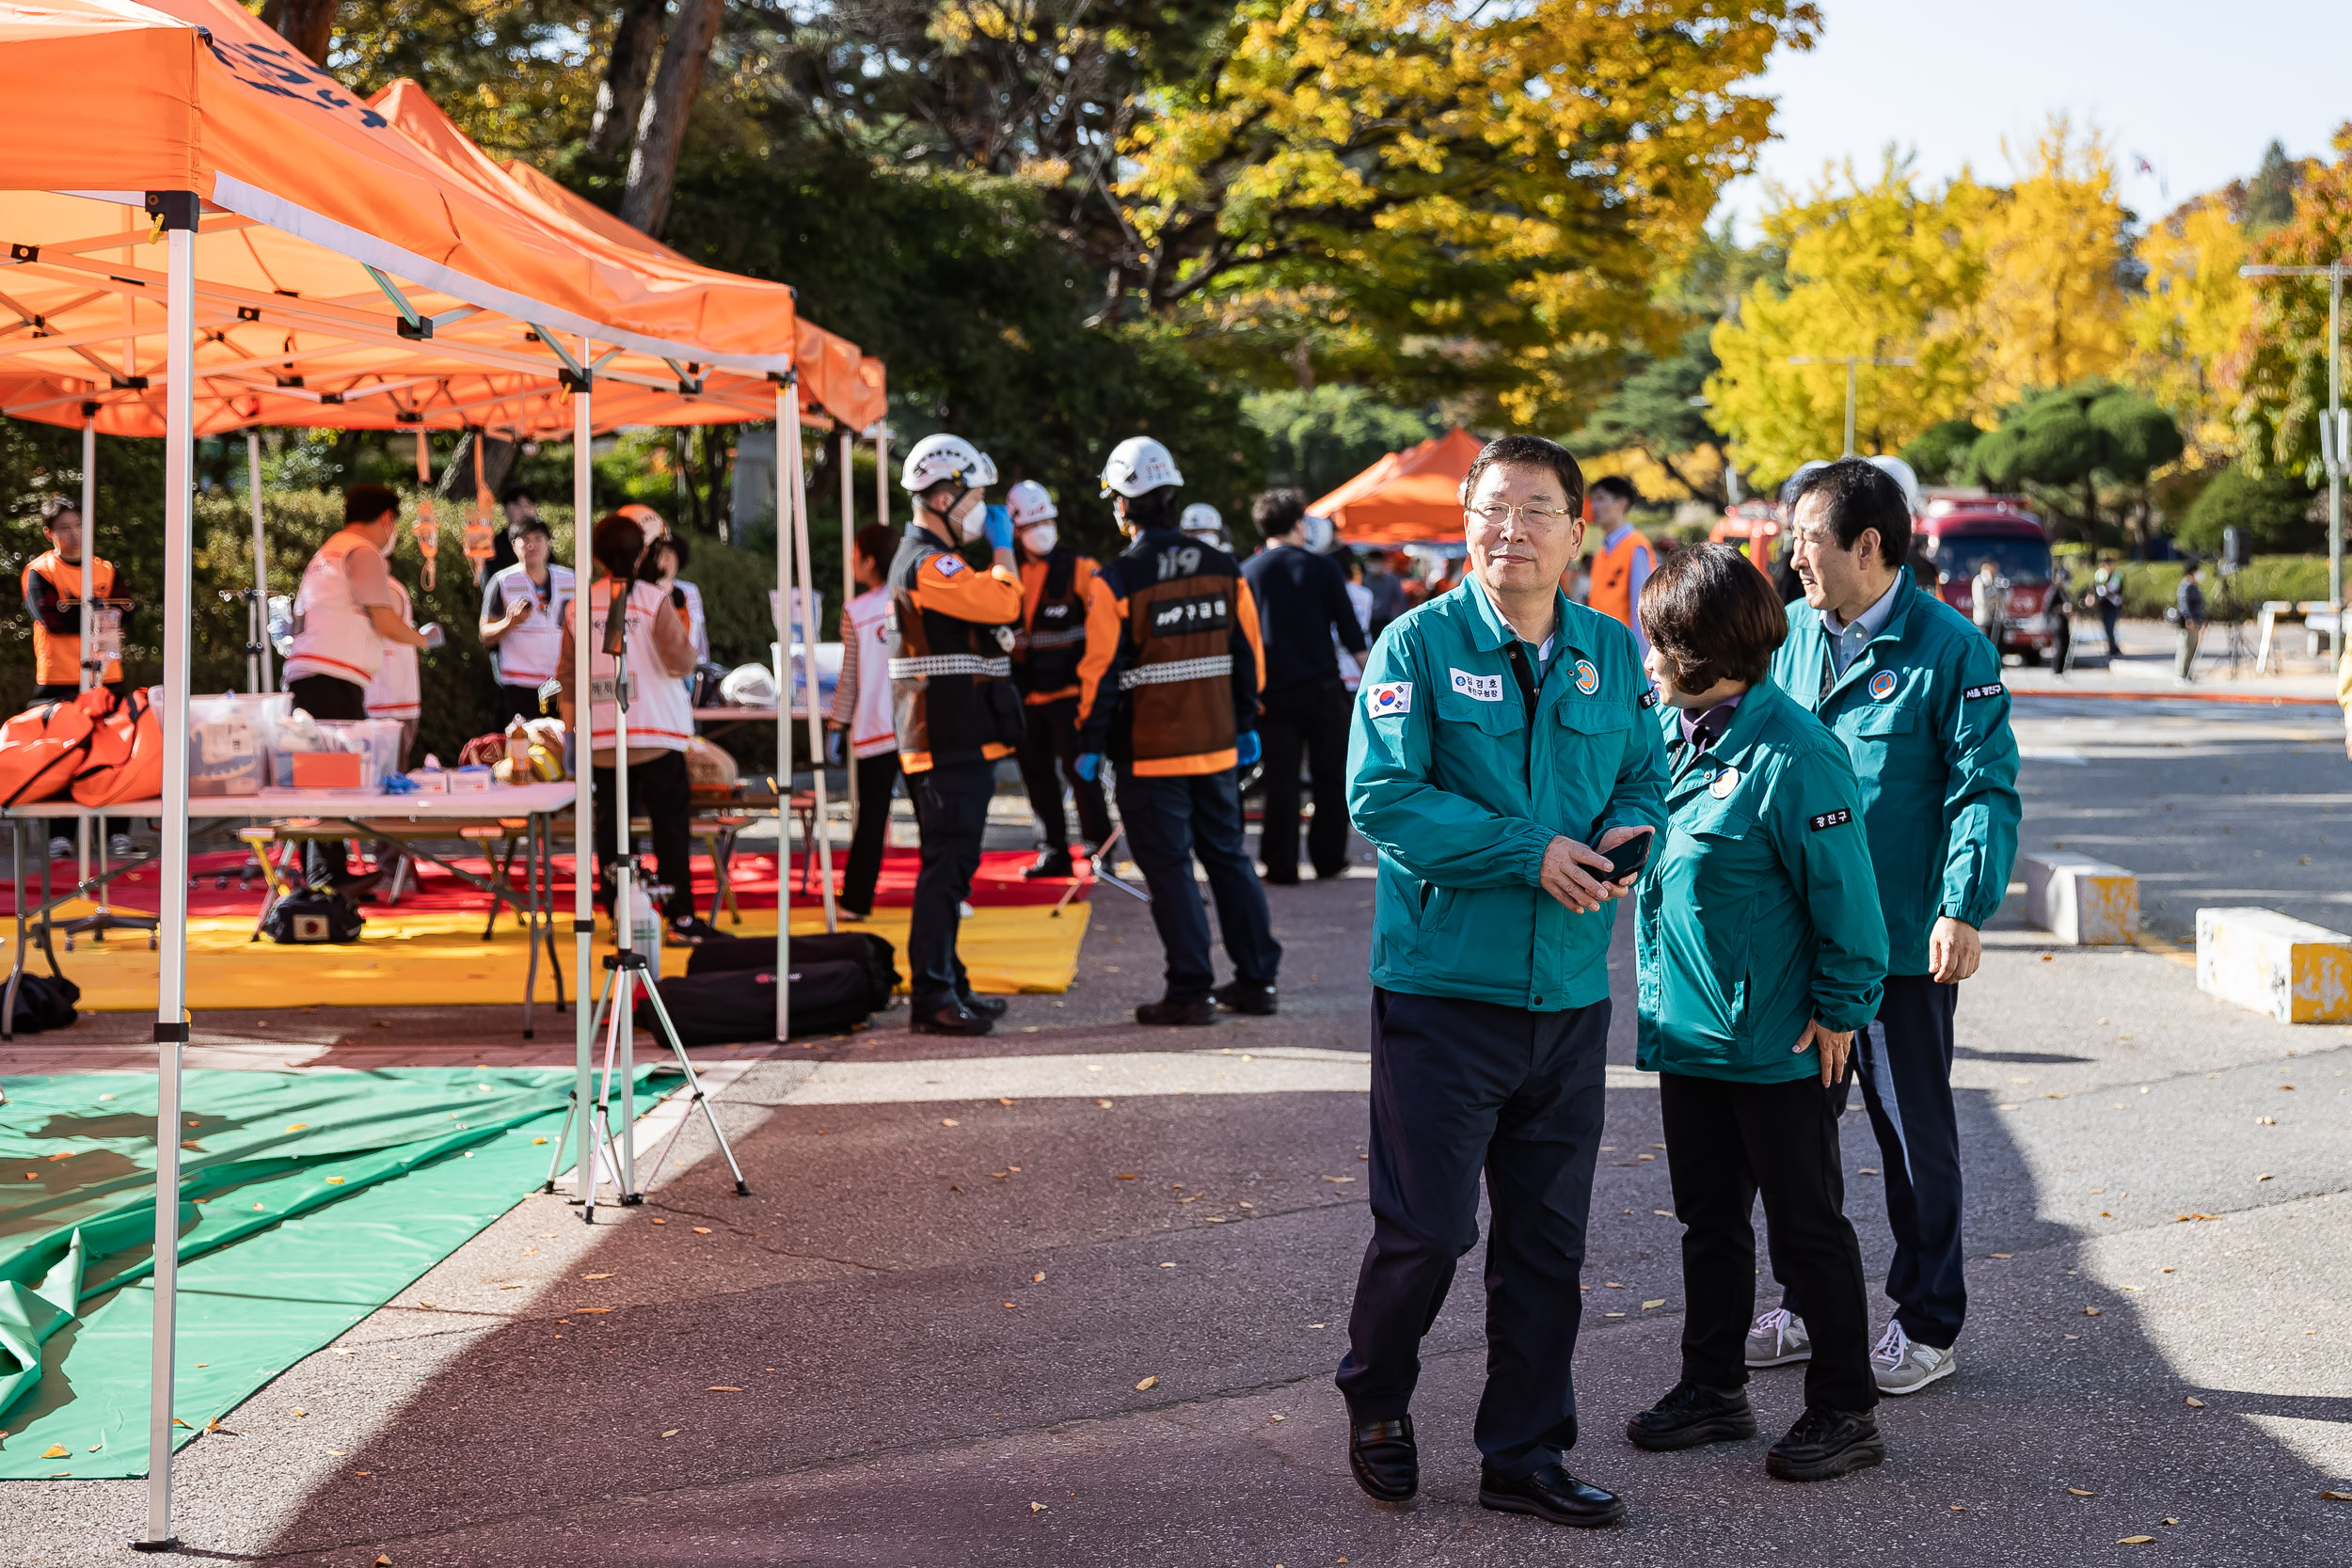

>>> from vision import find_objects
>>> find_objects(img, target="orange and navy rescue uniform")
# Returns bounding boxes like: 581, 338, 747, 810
1015, 546, 1101, 705
1075, 527, 1265, 777
885, 525, 1026, 774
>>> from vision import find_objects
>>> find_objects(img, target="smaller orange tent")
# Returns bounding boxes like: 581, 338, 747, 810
1309, 428, 1486, 546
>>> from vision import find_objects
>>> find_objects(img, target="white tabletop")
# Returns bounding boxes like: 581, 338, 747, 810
692, 706, 809, 721
3, 783, 579, 820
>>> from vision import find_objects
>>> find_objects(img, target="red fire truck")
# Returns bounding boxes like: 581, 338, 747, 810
1916, 497, 2057, 663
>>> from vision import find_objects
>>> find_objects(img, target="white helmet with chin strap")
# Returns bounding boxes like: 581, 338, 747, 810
899, 433, 998, 494
1179, 502, 1223, 542
1007, 480, 1058, 528
1101, 436, 1184, 498
1865, 453, 1924, 516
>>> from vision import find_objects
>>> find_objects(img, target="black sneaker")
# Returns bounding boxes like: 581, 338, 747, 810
1021, 847, 1075, 879
1626, 1380, 1757, 1451
1136, 996, 1217, 1027
958, 990, 1009, 1019
1764, 1406, 1884, 1482
1213, 979, 1278, 1016
910, 998, 993, 1037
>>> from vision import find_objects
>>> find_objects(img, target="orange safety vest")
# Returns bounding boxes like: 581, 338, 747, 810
1587, 527, 1652, 629
22, 551, 119, 686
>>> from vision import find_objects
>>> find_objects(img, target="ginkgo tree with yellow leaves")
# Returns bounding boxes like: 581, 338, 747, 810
2129, 193, 2253, 465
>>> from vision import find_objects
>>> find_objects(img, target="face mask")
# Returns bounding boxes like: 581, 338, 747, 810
1021, 524, 1058, 555
947, 488, 986, 540
1300, 515, 1335, 552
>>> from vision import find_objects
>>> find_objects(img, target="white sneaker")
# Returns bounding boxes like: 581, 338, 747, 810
47, 836, 73, 863
1745, 1307, 1812, 1367
1871, 1319, 1956, 1395
108, 833, 138, 861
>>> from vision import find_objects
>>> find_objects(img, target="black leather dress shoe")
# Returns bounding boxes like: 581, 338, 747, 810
1136, 996, 1217, 1027
957, 990, 1009, 1019
1022, 847, 1075, 879
1347, 1414, 1418, 1503
1626, 1380, 1758, 1451
1477, 1462, 1626, 1528
909, 999, 993, 1037
1765, 1406, 1883, 1481
1212, 979, 1278, 1016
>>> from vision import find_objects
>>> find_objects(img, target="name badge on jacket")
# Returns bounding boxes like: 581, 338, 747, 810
1449, 668, 1504, 702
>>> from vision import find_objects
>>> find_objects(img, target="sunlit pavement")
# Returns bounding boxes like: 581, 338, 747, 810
2, 752, 2350, 1564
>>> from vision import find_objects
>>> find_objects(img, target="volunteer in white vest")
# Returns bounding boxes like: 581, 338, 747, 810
363, 575, 421, 771
826, 523, 902, 920
557, 512, 718, 943
478, 513, 574, 722
285, 483, 437, 892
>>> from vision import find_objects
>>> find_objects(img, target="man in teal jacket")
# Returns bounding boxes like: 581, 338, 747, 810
1754, 458, 2020, 1399
1339, 436, 1667, 1529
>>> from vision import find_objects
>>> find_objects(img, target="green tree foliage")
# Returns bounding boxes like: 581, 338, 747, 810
1567, 327, 1730, 504
1967, 382, 2184, 541
2174, 466, 2321, 555
1900, 420, 1984, 485
1242, 388, 1431, 507
2235, 125, 2352, 486
2242, 138, 2300, 237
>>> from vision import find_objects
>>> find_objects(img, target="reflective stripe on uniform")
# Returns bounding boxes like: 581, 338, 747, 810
1025, 627, 1087, 650
1118, 655, 1232, 690
890, 654, 1010, 679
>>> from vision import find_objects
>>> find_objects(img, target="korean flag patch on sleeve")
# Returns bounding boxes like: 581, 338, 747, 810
1366, 681, 1414, 717
932, 553, 966, 578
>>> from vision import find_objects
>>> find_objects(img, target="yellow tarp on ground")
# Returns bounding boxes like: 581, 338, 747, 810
30, 902, 1088, 1011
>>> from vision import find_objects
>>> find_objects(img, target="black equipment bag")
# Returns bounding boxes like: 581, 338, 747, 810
638, 958, 881, 1043
8, 972, 80, 1033
262, 893, 366, 944
687, 930, 898, 1005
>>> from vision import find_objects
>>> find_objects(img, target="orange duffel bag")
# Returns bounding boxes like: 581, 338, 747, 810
0, 697, 97, 805
73, 686, 164, 807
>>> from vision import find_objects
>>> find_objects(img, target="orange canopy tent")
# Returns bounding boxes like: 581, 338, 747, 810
0, 7, 837, 1538
1309, 428, 1486, 546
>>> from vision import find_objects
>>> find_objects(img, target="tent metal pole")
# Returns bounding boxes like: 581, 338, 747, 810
840, 431, 856, 822
773, 385, 794, 1041
246, 433, 270, 693
571, 347, 596, 1214
78, 413, 95, 880
789, 407, 836, 931
136, 192, 198, 1557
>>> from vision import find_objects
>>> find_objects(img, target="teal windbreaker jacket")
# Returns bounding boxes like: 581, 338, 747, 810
1633, 679, 1888, 1083
1771, 570, 2022, 975
1347, 578, 1668, 1012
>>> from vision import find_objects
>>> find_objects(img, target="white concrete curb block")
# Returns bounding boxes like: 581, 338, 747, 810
2021, 852, 2138, 945
2195, 907, 2352, 1023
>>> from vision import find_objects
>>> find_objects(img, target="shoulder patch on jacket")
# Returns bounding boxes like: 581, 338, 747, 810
1809, 808, 1852, 831
1638, 686, 1660, 708
1365, 681, 1413, 717
1963, 681, 2003, 701
931, 554, 966, 578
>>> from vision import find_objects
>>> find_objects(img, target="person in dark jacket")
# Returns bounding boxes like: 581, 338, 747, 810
2174, 563, 2207, 683
1240, 489, 1367, 881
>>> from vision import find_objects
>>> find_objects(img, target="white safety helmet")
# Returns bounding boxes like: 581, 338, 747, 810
1865, 453, 1924, 516
1779, 459, 1831, 507
1007, 480, 1059, 528
899, 433, 998, 494
1100, 436, 1184, 498
1179, 502, 1223, 541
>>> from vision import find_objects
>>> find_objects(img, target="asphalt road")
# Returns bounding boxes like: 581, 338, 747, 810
4, 715, 2351, 1565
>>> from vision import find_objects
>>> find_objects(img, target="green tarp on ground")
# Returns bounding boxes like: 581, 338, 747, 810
0, 1067, 657, 1479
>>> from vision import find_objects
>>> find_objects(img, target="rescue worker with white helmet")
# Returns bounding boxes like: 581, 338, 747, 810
1180, 502, 1230, 552
890, 433, 1025, 1036
1005, 478, 1112, 879
1074, 436, 1282, 1025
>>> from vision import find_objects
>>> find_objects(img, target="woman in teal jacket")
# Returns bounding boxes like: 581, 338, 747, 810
1620, 545, 1891, 1485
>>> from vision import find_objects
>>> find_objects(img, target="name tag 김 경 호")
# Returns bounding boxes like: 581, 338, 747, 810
1449, 667, 1505, 702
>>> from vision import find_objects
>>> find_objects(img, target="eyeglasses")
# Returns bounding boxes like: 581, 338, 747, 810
1465, 502, 1576, 531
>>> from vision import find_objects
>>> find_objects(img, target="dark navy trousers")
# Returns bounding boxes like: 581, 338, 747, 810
1113, 768, 1280, 1003
1778, 973, 1966, 1348
1338, 988, 1608, 1477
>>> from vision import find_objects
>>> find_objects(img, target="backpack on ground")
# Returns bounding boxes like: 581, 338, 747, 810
687, 930, 898, 1006
262, 892, 366, 944
7, 972, 81, 1033
0, 698, 97, 806
72, 686, 164, 807
637, 960, 879, 1043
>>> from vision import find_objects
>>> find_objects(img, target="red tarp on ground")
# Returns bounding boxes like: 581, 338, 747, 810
1309, 428, 1486, 546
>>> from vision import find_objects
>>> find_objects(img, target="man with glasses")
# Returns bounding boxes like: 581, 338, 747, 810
1339, 436, 1666, 1528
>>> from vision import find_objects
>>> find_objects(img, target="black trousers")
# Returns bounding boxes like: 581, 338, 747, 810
841, 749, 903, 916
591, 749, 695, 922
496, 682, 546, 724
1338, 989, 1607, 1477
907, 760, 993, 1006
1256, 676, 1352, 880
1013, 694, 1111, 853
1774, 974, 1965, 1348
1112, 767, 1279, 1003
288, 673, 369, 884
1661, 1071, 1875, 1414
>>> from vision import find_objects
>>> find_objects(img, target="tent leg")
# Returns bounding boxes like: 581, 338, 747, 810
791, 420, 836, 932
773, 386, 795, 1041
78, 414, 96, 884
246, 432, 270, 693
840, 432, 857, 827
135, 190, 198, 1557
571, 346, 597, 1223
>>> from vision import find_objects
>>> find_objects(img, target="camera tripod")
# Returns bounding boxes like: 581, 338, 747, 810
539, 583, 748, 1221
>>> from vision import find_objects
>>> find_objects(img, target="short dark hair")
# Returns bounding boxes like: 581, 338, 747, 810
853, 523, 895, 569
1588, 474, 1638, 506
1459, 436, 1585, 515
343, 483, 400, 526
1251, 488, 1307, 535
1787, 458, 1910, 568
1121, 485, 1181, 531
508, 514, 551, 540
659, 531, 691, 572
501, 483, 535, 507
592, 512, 651, 580
1640, 542, 1787, 694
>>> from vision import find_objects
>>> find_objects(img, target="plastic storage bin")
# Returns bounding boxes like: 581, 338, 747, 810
189, 692, 291, 797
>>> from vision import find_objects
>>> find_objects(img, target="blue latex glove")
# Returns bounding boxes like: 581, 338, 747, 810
982, 503, 1015, 551
1074, 752, 1102, 783
1235, 731, 1262, 768
824, 725, 847, 768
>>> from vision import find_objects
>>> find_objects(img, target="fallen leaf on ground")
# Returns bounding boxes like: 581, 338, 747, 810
1031, 1273, 1045, 1284
2185, 1397, 2205, 1408
376, 1556, 392, 1565
573, 1307, 610, 1314
1003, 1302, 1015, 1308
941, 1118, 960, 1127
1603, 1311, 1626, 1318
2084, 1307, 2102, 1317
41, 1445, 67, 1458
2322, 1491, 2352, 1501
2257, 1173, 2274, 1182
650, 1218, 666, 1225
583, 1273, 614, 1281
532, 1137, 548, 1145
661, 1430, 680, 1438
2070, 1488, 2094, 1497
291, 1408, 307, 1418
1991, 1253, 2012, 1259
998, 1098, 1014, 1106
324, 1177, 344, 1185
707, 1386, 742, 1392
1116, 1174, 1137, 1180
2119, 1536, 2154, 1545
1642, 1299, 1666, 1310
693, 1227, 711, 1234
1653, 1210, 1675, 1217
1135, 1376, 1158, 1391
1030, 1502, 1047, 1513
285, 1123, 309, 1132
